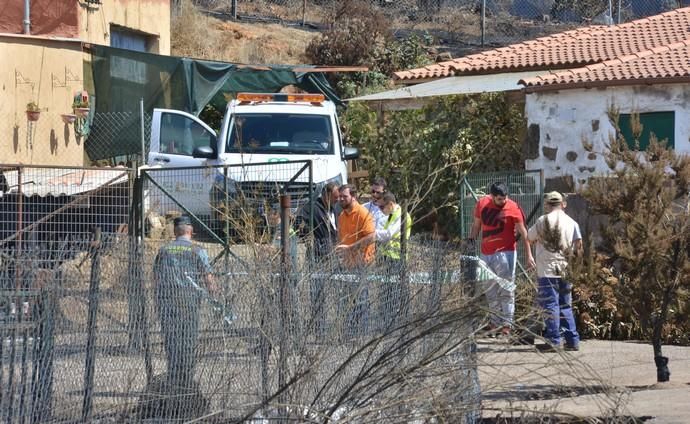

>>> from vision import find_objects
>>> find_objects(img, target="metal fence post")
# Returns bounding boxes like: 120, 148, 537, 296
480, 0, 486, 46
400, 202, 409, 312
308, 161, 314, 267
31, 284, 55, 423
231, 0, 237, 19
302, 0, 307, 26
277, 193, 291, 422
140, 98, 146, 167
16, 166, 23, 264
128, 172, 143, 351
82, 226, 102, 422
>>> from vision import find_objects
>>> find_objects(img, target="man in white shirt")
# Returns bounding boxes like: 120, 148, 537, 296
528, 191, 583, 352
362, 177, 388, 231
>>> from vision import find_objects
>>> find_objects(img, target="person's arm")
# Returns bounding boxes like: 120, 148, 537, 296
573, 223, 583, 256
469, 217, 481, 240
349, 232, 376, 250
573, 238, 583, 256
197, 248, 219, 296
375, 214, 400, 243
469, 199, 483, 240
152, 252, 162, 285
527, 222, 538, 243
515, 221, 536, 269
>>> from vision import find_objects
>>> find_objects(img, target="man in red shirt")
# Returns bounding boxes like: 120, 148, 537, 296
469, 182, 535, 335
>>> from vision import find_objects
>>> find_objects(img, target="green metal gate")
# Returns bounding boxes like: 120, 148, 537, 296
459, 170, 544, 277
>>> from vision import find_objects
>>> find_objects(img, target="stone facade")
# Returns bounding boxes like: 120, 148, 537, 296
524, 83, 690, 188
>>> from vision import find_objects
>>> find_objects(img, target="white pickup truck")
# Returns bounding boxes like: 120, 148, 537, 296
144, 93, 359, 230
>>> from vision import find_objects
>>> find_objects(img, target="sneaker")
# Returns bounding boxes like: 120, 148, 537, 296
564, 344, 579, 352
535, 343, 561, 353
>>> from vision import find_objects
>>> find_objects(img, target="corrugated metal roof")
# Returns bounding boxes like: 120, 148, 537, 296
0, 167, 129, 197
348, 71, 544, 102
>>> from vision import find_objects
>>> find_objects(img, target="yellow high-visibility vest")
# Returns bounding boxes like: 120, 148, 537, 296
380, 206, 412, 260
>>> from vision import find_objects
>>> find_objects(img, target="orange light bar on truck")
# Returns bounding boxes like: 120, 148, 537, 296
236, 93, 325, 104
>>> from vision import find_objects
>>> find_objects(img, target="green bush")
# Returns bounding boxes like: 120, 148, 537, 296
342, 93, 525, 236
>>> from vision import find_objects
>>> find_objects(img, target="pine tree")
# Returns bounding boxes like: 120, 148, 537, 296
575, 110, 690, 382
540, 215, 564, 254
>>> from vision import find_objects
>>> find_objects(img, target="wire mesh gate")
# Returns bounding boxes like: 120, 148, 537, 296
459, 170, 544, 276
0, 162, 485, 422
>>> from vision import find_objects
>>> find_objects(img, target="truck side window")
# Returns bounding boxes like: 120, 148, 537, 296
160, 113, 214, 156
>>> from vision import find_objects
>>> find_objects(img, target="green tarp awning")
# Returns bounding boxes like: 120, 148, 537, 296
86, 45, 340, 161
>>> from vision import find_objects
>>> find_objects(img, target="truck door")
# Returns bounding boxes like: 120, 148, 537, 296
147, 109, 218, 217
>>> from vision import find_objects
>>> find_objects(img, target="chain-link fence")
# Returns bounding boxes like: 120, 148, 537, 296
188, 0, 690, 47
86, 110, 152, 167
0, 163, 493, 422
141, 160, 317, 245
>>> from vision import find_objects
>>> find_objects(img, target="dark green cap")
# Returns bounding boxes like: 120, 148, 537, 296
174, 215, 192, 226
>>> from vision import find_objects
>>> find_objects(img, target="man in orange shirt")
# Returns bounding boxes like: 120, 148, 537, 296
335, 184, 375, 337
336, 185, 376, 267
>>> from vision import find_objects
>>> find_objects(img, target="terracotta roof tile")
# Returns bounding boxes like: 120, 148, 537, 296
394, 7, 690, 82
520, 39, 690, 90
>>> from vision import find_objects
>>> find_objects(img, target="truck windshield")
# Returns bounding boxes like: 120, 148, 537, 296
226, 113, 334, 155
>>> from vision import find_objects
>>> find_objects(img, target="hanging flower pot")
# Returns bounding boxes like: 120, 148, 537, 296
73, 107, 90, 118
26, 101, 41, 122
61, 113, 77, 124
72, 90, 90, 118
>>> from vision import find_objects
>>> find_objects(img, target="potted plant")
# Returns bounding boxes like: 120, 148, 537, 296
72, 91, 90, 118
61, 113, 77, 124
26, 102, 41, 122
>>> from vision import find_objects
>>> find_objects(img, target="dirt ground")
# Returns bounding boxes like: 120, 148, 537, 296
478, 338, 690, 423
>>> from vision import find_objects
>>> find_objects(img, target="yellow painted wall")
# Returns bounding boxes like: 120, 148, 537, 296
0, 36, 87, 166
0, 0, 170, 165
80, 0, 171, 54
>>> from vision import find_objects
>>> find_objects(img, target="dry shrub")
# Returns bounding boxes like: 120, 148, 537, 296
304, 0, 392, 68
171, 0, 225, 59
215, 21, 316, 64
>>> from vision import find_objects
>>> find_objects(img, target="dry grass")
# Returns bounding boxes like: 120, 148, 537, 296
172, 0, 317, 64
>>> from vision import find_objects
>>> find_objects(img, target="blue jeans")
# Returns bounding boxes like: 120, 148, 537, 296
537, 277, 579, 347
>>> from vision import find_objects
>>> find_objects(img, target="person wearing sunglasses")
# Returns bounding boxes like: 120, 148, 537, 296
362, 177, 388, 232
